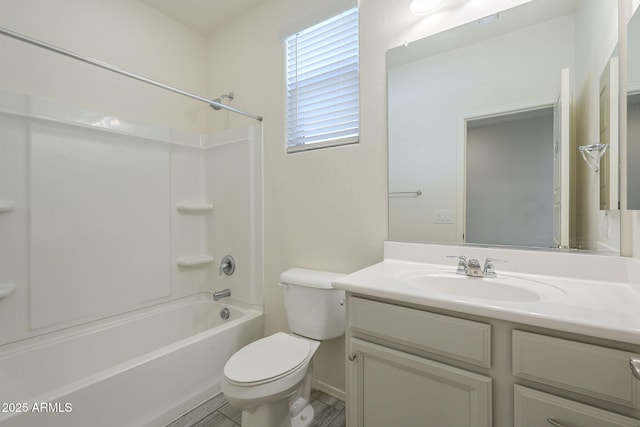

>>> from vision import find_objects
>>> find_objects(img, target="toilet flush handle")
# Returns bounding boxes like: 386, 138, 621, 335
278, 283, 290, 291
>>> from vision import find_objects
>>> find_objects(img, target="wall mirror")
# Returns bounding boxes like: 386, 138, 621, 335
387, 0, 619, 252
628, 4, 640, 209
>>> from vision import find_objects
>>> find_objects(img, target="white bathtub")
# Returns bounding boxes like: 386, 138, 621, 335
0, 294, 263, 427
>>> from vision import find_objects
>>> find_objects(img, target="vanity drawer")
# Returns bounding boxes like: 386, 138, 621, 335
348, 297, 491, 367
513, 330, 640, 408
514, 385, 640, 427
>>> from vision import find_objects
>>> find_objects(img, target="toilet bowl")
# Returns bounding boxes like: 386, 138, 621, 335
222, 332, 320, 426
221, 268, 345, 427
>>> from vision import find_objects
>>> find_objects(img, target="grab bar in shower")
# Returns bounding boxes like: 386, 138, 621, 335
389, 190, 423, 197
0, 26, 263, 122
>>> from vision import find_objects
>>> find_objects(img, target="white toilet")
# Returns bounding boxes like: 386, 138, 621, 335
221, 268, 346, 427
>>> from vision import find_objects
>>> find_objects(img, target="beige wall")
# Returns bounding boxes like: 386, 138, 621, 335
206, 0, 387, 394
205, 0, 530, 394
0, 0, 207, 133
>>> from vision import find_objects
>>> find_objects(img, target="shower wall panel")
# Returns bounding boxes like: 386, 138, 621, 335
0, 92, 262, 346
0, 92, 228, 346
171, 144, 210, 294
205, 126, 263, 307
29, 121, 172, 329
0, 113, 29, 345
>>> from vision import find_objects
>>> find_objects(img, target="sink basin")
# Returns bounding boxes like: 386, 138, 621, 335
399, 271, 566, 302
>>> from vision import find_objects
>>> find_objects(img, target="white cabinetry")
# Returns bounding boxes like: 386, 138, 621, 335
514, 386, 640, 427
346, 297, 492, 426
512, 331, 640, 427
345, 295, 640, 427
513, 331, 640, 408
349, 338, 491, 427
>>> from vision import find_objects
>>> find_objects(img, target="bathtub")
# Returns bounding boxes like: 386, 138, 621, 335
0, 294, 263, 427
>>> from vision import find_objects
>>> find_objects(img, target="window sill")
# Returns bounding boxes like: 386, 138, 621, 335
287, 137, 359, 154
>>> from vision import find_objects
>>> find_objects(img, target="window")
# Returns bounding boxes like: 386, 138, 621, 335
285, 7, 359, 152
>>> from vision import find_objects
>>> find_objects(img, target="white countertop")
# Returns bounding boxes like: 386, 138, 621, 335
333, 243, 640, 345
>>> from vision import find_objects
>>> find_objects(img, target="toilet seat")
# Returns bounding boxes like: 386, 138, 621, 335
224, 332, 311, 386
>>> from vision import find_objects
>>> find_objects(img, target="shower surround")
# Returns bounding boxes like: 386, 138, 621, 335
0, 91, 263, 426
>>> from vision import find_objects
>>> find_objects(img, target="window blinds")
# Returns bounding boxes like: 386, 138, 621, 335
285, 7, 359, 151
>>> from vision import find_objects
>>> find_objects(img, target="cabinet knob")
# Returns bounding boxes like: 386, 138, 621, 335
348, 353, 357, 361
630, 358, 640, 381
546, 419, 566, 427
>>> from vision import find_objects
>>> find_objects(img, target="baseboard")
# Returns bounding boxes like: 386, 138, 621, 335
312, 378, 346, 401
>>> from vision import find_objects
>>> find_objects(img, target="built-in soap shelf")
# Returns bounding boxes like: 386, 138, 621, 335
176, 255, 214, 268
0, 201, 16, 213
0, 283, 16, 299
176, 203, 213, 214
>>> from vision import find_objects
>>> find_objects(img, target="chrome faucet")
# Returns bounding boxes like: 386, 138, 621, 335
466, 258, 483, 277
213, 288, 231, 301
448, 256, 507, 278
447, 255, 468, 275
482, 258, 504, 278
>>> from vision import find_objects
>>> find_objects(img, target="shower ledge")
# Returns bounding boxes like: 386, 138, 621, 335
176, 203, 213, 214
176, 255, 214, 268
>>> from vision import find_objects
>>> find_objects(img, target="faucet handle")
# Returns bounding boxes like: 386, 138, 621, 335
447, 255, 468, 275
468, 258, 481, 268
219, 255, 236, 276
483, 258, 507, 277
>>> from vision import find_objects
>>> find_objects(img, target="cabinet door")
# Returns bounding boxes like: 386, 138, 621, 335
513, 331, 640, 408
347, 338, 492, 427
515, 386, 640, 427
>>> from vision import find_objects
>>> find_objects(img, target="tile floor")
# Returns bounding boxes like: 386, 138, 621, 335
165, 389, 346, 427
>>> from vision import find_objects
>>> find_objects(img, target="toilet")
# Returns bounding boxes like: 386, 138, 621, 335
221, 268, 346, 427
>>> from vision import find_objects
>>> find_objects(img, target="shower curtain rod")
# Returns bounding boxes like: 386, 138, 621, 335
0, 26, 263, 122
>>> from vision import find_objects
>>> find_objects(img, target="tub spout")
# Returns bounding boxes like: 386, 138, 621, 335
213, 288, 231, 301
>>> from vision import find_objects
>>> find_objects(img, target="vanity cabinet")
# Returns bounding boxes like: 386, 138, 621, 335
512, 331, 640, 408
512, 331, 640, 427
349, 338, 491, 427
514, 386, 640, 427
346, 297, 492, 427
345, 295, 640, 427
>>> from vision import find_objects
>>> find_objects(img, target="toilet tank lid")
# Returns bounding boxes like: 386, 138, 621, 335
280, 268, 346, 289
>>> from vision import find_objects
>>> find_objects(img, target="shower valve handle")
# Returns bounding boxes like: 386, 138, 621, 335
219, 255, 235, 276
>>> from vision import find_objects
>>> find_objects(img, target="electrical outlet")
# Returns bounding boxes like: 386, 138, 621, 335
433, 210, 453, 224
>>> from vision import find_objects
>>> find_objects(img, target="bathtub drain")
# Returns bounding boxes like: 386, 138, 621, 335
220, 307, 231, 320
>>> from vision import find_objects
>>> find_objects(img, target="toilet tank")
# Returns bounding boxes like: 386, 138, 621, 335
279, 268, 346, 340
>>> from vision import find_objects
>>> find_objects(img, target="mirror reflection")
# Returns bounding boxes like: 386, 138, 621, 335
388, 0, 619, 251
628, 6, 640, 209
597, 46, 619, 212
